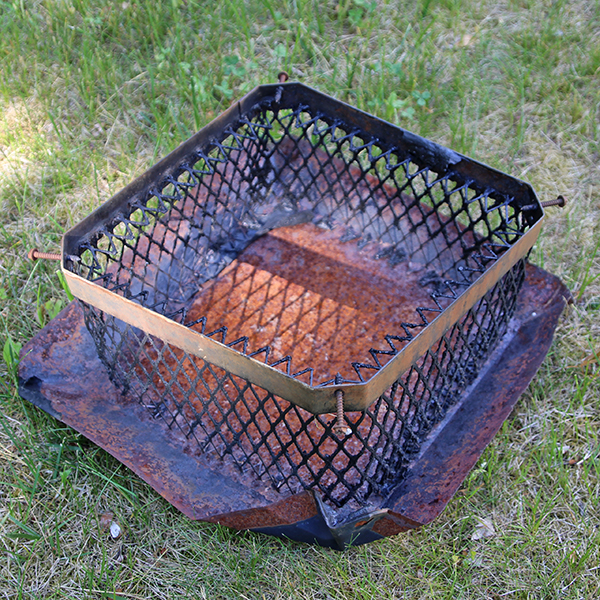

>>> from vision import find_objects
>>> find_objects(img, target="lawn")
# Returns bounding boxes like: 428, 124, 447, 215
1, 0, 599, 598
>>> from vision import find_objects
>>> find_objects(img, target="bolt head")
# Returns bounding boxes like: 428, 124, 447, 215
333, 425, 352, 438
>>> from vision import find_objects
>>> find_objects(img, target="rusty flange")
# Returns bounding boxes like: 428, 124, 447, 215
18, 263, 569, 549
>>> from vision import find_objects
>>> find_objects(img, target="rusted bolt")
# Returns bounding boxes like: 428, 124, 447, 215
541, 195, 566, 209
277, 71, 289, 83
333, 389, 351, 437
28, 248, 61, 261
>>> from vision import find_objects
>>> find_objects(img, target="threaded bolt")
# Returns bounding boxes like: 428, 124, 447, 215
28, 248, 61, 261
541, 195, 566, 209
333, 390, 351, 438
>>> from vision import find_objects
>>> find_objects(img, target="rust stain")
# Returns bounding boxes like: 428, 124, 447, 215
185, 222, 433, 384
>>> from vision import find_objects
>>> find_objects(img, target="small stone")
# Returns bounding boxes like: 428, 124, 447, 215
110, 521, 122, 540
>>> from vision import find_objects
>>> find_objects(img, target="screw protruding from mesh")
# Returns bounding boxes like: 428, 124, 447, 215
541, 195, 566, 209
277, 71, 289, 83
28, 248, 61, 261
333, 389, 351, 437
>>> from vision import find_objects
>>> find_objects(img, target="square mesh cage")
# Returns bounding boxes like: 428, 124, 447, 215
62, 82, 543, 509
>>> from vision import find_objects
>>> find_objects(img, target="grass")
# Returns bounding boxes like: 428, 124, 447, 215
1, 0, 599, 597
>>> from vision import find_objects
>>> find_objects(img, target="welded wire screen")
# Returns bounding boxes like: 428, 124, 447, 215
70, 100, 531, 385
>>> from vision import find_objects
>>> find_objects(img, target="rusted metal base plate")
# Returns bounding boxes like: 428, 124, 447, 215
183, 221, 439, 385
18, 263, 569, 549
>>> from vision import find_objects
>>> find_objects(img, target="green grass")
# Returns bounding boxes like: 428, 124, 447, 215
1, 0, 599, 598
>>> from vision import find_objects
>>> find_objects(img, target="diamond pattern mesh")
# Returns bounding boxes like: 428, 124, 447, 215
69, 90, 534, 507
82, 262, 524, 507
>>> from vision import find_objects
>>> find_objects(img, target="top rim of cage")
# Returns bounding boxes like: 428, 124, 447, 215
61, 82, 544, 415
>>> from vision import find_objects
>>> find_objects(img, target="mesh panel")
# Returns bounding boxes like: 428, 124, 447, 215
82, 260, 524, 507
69, 92, 532, 508
71, 103, 528, 385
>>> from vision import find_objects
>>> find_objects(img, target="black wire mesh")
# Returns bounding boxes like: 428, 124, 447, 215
70, 101, 531, 384
68, 86, 536, 507
82, 262, 524, 507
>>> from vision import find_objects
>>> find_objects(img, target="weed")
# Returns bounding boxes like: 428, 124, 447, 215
3, 335, 22, 384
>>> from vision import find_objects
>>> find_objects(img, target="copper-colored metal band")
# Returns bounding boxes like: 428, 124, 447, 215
61, 217, 541, 415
